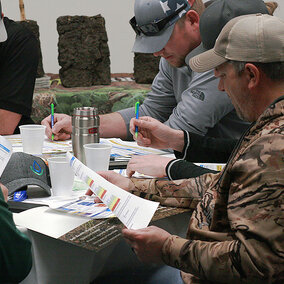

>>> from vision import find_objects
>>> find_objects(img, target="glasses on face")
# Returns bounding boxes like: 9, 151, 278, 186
129, 3, 188, 36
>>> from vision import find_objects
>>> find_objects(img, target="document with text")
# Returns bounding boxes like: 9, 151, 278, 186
66, 152, 159, 229
0, 136, 12, 177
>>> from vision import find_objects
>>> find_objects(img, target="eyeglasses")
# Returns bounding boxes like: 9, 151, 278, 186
129, 3, 188, 36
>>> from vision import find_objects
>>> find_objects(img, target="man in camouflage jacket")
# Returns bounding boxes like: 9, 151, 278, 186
94, 14, 284, 283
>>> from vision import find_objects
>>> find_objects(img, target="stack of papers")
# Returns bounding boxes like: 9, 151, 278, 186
50, 195, 115, 219
5, 135, 72, 154
101, 138, 169, 160
0, 136, 12, 176
5, 135, 168, 159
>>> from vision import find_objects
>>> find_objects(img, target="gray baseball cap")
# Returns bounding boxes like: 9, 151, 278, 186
188, 0, 269, 60
0, 1, 7, 42
189, 14, 284, 72
130, 0, 193, 53
0, 152, 51, 196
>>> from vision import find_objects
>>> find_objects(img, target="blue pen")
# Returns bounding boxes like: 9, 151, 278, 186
135, 101, 139, 138
51, 103, 55, 141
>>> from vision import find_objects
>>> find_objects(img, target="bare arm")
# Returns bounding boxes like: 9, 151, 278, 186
0, 109, 22, 135
99, 112, 127, 139
0, 183, 8, 202
42, 112, 127, 140
41, 113, 72, 140
126, 155, 174, 178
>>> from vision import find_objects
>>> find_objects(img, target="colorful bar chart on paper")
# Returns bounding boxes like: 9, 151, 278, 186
66, 152, 159, 229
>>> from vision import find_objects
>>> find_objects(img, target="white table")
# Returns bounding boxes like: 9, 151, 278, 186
17, 210, 189, 284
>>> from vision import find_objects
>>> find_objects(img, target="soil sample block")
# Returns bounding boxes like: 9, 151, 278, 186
17, 19, 45, 78
57, 15, 111, 87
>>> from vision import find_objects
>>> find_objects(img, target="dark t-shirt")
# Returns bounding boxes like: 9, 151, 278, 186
0, 188, 32, 282
0, 17, 39, 134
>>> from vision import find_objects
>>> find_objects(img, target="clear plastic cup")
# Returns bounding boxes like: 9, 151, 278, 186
19, 124, 46, 155
48, 156, 75, 196
83, 143, 112, 172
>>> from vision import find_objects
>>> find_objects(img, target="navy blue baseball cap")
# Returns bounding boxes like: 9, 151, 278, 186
130, 0, 194, 53
0, 1, 7, 42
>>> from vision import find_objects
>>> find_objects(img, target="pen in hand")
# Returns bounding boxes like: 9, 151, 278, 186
51, 103, 55, 141
135, 101, 139, 138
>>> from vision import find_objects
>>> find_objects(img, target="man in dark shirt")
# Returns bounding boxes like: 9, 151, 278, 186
0, 1, 39, 135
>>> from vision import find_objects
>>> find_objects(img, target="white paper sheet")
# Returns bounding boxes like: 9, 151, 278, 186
101, 138, 168, 159
194, 163, 226, 171
0, 136, 13, 177
14, 206, 89, 238
5, 134, 72, 154
49, 195, 115, 219
66, 152, 159, 229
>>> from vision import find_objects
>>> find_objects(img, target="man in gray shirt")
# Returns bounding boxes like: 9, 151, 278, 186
42, 0, 253, 141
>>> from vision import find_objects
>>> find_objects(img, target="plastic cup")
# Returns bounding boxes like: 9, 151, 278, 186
19, 125, 46, 155
48, 156, 75, 196
83, 143, 112, 172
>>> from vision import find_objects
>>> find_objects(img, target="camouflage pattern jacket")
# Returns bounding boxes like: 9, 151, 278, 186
130, 96, 284, 283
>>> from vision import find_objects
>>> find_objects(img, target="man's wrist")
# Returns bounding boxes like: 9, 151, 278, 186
128, 178, 136, 192
169, 129, 184, 152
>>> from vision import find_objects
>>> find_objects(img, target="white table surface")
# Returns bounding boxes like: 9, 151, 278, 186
17, 210, 189, 284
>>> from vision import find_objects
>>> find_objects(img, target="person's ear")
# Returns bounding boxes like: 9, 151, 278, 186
185, 10, 200, 27
244, 63, 260, 90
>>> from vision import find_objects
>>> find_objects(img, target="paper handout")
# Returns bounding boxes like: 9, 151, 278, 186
5, 135, 72, 154
0, 136, 13, 177
101, 138, 168, 159
66, 152, 159, 229
49, 195, 115, 219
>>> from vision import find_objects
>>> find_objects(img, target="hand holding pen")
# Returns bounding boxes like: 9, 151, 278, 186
51, 103, 55, 141
135, 101, 139, 138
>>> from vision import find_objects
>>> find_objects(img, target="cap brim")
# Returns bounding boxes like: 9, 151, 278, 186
132, 24, 175, 53
189, 49, 227, 73
6, 178, 51, 196
0, 18, 7, 42
185, 43, 208, 65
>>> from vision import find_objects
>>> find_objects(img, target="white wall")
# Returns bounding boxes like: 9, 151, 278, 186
2, 0, 284, 74
2, 0, 135, 74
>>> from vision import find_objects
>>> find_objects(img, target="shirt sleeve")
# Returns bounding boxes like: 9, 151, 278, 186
0, 188, 32, 282
174, 131, 238, 163
166, 159, 218, 180
0, 19, 39, 118
129, 172, 219, 208
118, 58, 177, 140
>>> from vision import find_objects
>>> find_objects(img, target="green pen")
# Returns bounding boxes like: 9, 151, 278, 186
135, 101, 139, 138
51, 103, 55, 141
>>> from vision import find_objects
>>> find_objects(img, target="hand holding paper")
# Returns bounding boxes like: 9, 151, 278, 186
86, 171, 134, 194
66, 152, 159, 229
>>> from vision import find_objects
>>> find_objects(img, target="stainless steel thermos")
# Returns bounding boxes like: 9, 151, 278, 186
71, 107, 100, 164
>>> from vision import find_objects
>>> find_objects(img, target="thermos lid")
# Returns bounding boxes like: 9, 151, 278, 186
72, 107, 98, 117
